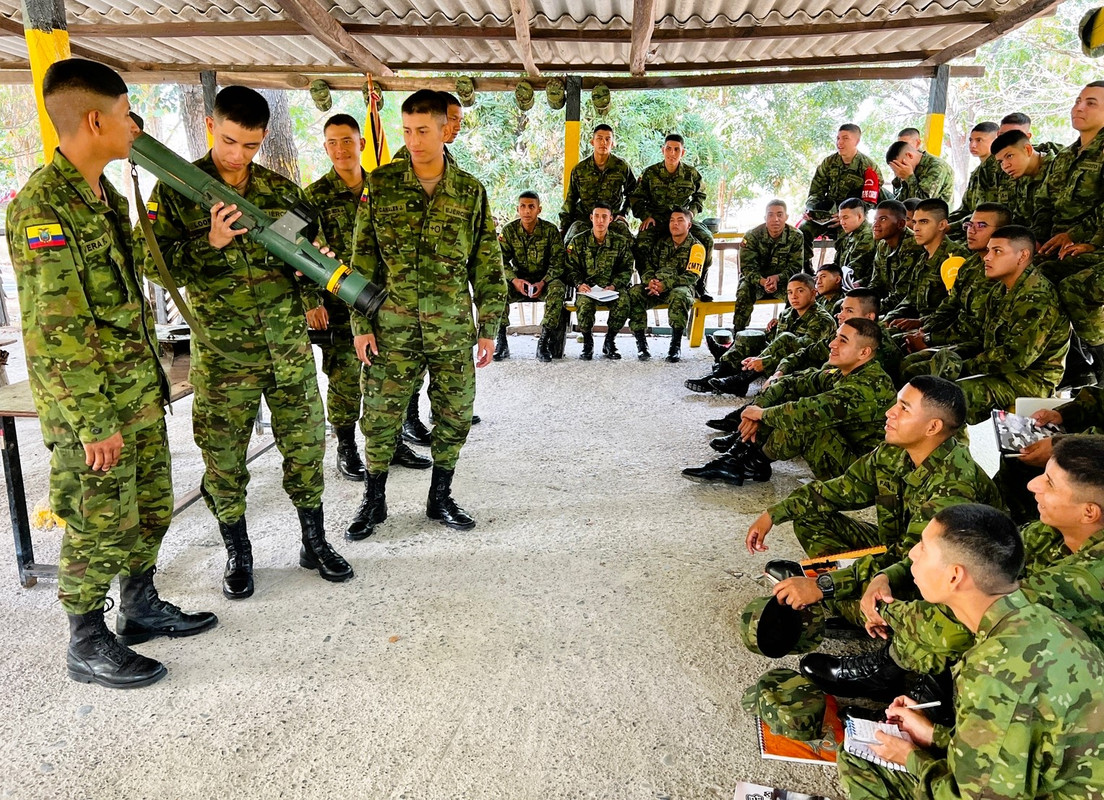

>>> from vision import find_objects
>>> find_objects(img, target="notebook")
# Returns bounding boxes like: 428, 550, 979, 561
734, 781, 835, 800
842, 716, 911, 772
754, 695, 843, 766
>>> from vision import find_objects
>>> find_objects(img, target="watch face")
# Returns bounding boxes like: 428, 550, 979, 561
816, 574, 833, 592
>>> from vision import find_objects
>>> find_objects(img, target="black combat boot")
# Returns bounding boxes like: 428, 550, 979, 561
666, 328, 684, 363
739, 441, 774, 482
401, 393, 432, 446
536, 327, 553, 362
218, 516, 253, 600
634, 331, 651, 361
346, 471, 388, 541
334, 425, 366, 481
705, 333, 730, 362
705, 404, 750, 432
116, 567, 218, 645
602, 329, 621, 360
799, 641, 909, 702
579, 330, 594, 361
493, 326, 510, 361
68, 604, 166, 689
709, 432, 741, 452
685, 360, 735, 393
298, 506, 354, 582
391, 438, 432, 470
681, 455, 745, 486
426, 465, 476, 530
709, 369, 755, 396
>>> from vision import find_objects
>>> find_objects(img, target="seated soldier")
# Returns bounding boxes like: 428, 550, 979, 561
990, 129, 1055, 229
612, 207, 702, 363
946, 121, 1000, 237
629, 134, 714, 299
682, 318, 895, 484
865, 201, 920, 307
686, 273, 835, 396
836, 504, 1104, 800
897, 127, 924, 152
835, 197, 876, 287
883, 198, 962, 324
886, 140, 955, 205
901, 226, 1070, 424
815, 263, 845, 315
559, 124, 636, 242
564, 201, 634, 361
497, 190, 568, 363
999, 111, 1065, 156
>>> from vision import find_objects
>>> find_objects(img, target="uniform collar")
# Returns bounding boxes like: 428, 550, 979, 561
401, 156, 458, 198
906, 436, 963, 479
976, 590, 1029, 640
323, 166, 361, 197
50, 148, 124, 215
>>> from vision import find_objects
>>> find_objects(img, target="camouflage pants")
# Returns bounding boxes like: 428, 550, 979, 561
718, 330, 769, 369
564, 219, 633, 244
575, 293, 632, 333
319, 313, 363, 429
621, 284, 695, 333
51, 417, 172, 615
193, 362, 325, 523
758, 422, 866, 482
731, 278, 787, 332
634, 222, 715, 287
504, 279, 568, 331
361, 346, 475, 472
838, 746, 919, 799
1040, 254, 1104, 346
740, 595, 865, 658
881, 599, 974, 675
791, 511, 881, 558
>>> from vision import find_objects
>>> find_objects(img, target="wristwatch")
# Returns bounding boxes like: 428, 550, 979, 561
815, 572, 835, 598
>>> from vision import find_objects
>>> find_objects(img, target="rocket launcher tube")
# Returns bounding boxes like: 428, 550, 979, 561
129, 131, 386, 319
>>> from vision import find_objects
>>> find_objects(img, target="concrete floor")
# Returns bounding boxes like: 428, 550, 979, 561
0, 319, 999, 800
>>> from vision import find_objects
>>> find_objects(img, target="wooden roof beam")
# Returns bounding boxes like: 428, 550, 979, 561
920, 0, 1062, 65
272, 0, 394, 76
0, 14, 132, 71
630, 0, 657, 76
509, 0, 540, 78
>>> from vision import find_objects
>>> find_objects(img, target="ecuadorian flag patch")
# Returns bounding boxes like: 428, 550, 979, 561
360, 187, 369, 203
25, 223, 66, 249
146, 202, 159, 221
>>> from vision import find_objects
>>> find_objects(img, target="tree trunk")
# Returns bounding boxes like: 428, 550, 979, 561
256, 89, 301, 184
179, 83, 210, 161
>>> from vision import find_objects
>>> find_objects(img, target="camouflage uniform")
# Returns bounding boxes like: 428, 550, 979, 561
882, 236, 962, 322
919, 251, 990, 346
143, 153, 325, 525
559, 154, 637, 241
731, 224, 809, 331
350, 158, 506, 472
750, 360, 897, 480
835, 221, 876, 287
619, 233, 700, 334
305, 167, 362, 428
8, 150, 171, 614
1003, 151, 1054, 228
564, 229, 634, 332
629, 161, 713, 285
947, 155, 1004, 234
775, 320, 903, 387
499, 217, 568, 330
802, 151, 883, 259
720, 303, 837, 373
839, 591, 1104, 800
891, 151, 955, 205
392, 144, 457, 167
866, 229, 920, 307
901, 263, 1070, 424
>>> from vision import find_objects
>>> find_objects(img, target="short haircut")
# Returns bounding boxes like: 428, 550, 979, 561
592, 200, 613, 213
886, 140, 912, 163
845, 288, 880, 316
787, 273, 816, 290
990, 224, 1036, 256
1087, 81, 1104, 90
972, 121, 999, 135
519, 190, 540, 202
593, 124, 613, 135
898, 127, 922, 139
669, 205, 692, 219
766, 199, 787, 212
818, 263, 843, 278
838, 197, 865, 213
323, 113, 360, 134
665, 133, 684, 145
973, 202, 1013, 228
402, 89, 448, 120
42, 58, 128, 136
990, 129, 1031, 155
1052, 435, 1104, 504
876, 199, 907, 220
903, 197, 922, 212
908, 374, 967, 432
932, 504, 1024, 593
1001, 112, 1031, 127
439, 92, 462, 109
915, 198, 949, 222
213, 86, 270, 130
839, 123, 861, 136
842, 316, 881, 349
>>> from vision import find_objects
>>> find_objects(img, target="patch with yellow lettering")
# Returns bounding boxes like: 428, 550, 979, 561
25, 223, 66, 249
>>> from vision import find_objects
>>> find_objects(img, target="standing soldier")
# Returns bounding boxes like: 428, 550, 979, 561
7, 59, 216, 687
497, 190, 568, 363
565, 202, 635, 361
345, 90, 506, 539
306, 114, 430, 478
560, 124, 637, 242
143, 86, 353, 599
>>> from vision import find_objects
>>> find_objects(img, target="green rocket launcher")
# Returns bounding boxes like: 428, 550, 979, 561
129, 128, 386, 319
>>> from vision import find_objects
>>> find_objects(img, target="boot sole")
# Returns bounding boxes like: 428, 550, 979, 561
426, 513, 476, 531
116, 616, 219, 646
337, 471, 367, 482
681, 474, 744, 486
391, 460, 432, 470
299, 557, 355, 582
223, 586, 254, 600
68, 663, 167, 689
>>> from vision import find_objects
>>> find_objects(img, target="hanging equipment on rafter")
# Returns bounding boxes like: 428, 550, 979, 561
361, 81, 384, 110
515, 80, 535, 111
545, 77, 566, 110
456, 76, 476, 107
309, 79, 332, 112
591, 83, 611, 115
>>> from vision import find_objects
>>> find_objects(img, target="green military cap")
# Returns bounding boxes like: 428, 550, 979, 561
1080, 8, 1104, 58
734, 329, 768, 352
546, 77, 566, 109
741, 668, 827, 742
309, 79, 333, 112
515, 80, 535, 111
740, 596, 822, 657
361, 81, 384, 111
456, 76, 477, 107
591, 83, 611, 115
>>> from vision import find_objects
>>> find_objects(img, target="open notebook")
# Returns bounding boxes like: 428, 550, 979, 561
843, 716, 911, 773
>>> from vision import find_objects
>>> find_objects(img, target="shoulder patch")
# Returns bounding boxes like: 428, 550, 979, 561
25, 223, 66, 249
360, 188, 369, 203
146, 201, 158, 221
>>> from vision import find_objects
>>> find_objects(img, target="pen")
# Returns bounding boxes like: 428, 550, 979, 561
904, 701, 941, 710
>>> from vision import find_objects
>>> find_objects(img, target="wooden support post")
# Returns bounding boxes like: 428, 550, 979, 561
562, 76, 581, 200
924, 64, 949, 157
21, 0, 70, 161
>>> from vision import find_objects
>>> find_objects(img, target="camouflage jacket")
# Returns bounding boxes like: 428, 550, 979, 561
1054, 385, 1104, 435
391, 144, 457, 167
1021, 522, 1104, 652
922, 251, 991, 346
775, 320, 902, 385
1033, 129, 1104, 247
906, 591, 1104, 799
350, 158, 507, 350
883, 236, 962, 321
7, 150, 167, 445
629, 161, 706, 226
758, 304, 837, 372
867, 230, 922, 309
835, 221, 876, 286
1001, 152, 1054, 231
770, 437, 1001, 598
948, 155, 1005, 230
892, 151, 955, 205
756, 360, 896, 457
740, 224, 807, 283
305, 167, 361, 321
816, 288, 844, 316
141, 152, 318, 386
805, 151, 882, 212
499, 217, 566, 284
565, 229, 634, 290
641, 233, 702, 292
560, 154, 637, 231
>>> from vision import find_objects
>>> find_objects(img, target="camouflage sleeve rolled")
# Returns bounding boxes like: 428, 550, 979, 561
467, 187, 508, 340
7, 203, 121, 442
349, 187, 382, 337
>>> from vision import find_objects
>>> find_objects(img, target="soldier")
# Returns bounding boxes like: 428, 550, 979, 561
834, 197, 876, 287
896, 127, 924, 152
727, 199, 809, 335
902, 226, 1070, 424
143, 85, 353, 598
946, 121, 1000, 236
560, 124, 637, 242
345, 90, 506, 538
998, 111, 1065, 157
814, 263, 845, 314
565, 201, 635, 360
683, 318, 895, 484
865, 200, 920, 307
498, 191, 568, 363
392, 91, 462, 166
882, 198, 961, 323
801, 123, 883, 262
837, 504, 1104, 800
990, 129, 1054, 229
629, 134, 714, 298
885, 141, 955, 206
7, 59, 216, 687
616, 206, 701, 362
306, 114, 430, 479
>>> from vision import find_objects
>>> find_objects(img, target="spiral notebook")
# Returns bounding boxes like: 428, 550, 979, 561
843, 717, 910, 773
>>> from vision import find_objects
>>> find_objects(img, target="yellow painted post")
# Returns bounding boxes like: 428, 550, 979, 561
924, 65, 950, 157
563, 76, 581, 199
22, 0, 72, 162
201, 70, 216, 149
